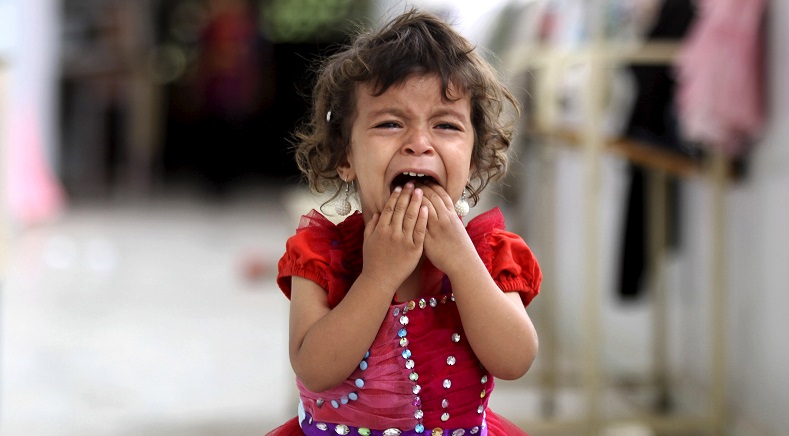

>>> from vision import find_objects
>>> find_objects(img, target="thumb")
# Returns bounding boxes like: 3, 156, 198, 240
364, 213, 380, 240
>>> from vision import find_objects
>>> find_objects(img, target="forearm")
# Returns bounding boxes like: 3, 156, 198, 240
290, 273, 394, 392
447, 256, 538, 380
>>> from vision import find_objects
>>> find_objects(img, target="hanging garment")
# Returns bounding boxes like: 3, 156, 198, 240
6, 104, 66, 226
618, 0, 695, 300
674, 0, 766, 156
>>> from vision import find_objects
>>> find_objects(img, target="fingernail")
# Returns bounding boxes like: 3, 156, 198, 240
394, 186, 402, 193
414, 188, 422, 195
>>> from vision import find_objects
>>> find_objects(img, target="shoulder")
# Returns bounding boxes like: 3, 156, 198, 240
467, 208, 542, 306
277, 210, 364, 307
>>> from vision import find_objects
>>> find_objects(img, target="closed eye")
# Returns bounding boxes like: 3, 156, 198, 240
375, 121, 401, 129
436, 122, 462, 131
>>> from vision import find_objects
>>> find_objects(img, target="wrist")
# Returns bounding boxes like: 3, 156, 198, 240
442, 251, 485, 281
355, 270, 401, 298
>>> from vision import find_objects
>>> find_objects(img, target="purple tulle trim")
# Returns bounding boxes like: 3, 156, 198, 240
300, 412, 488, 436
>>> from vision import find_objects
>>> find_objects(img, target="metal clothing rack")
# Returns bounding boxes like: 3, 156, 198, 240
500, 13, 730, 436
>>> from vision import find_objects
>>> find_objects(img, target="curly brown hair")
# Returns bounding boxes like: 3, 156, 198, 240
292, 8, 520, 211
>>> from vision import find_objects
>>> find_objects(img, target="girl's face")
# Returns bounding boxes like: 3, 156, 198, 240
342, 74, 475, 222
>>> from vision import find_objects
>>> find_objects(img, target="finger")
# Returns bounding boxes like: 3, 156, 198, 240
402, 187, 424, 235
365, 213, 380, 240
391, 182, 415, 230
420, 185, 450, 219
412, 205, 428, 245
380, 186, 403, 226
421, 193, 440, 222
426, 182, 455, 211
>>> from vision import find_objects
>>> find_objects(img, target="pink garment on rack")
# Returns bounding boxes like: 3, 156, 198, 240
674, 0, 766, 157
7, 104, 66, 226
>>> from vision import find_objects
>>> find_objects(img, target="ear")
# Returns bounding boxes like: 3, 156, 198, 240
337, 159, 356, 182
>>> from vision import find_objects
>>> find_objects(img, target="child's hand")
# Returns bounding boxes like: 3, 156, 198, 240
420, 183, 477, 275
361, 182, 428, 292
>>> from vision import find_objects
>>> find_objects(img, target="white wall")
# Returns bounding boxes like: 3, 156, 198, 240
2, 0, 60, 164
604, 1, 789, 432
707, 0, 789, 430
512, 1, 789, 433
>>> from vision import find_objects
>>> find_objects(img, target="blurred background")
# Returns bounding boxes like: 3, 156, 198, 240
0, 0, 785, 435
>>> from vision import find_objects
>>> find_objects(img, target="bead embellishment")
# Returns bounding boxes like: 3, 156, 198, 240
378, 298, 493, 436
304, 410, 484, 436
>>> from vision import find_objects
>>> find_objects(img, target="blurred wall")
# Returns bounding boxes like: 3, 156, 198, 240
1, 0, 60, 167
702, 0, 789, 429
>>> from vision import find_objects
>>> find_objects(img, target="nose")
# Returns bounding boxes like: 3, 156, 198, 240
402, 128, 434, 156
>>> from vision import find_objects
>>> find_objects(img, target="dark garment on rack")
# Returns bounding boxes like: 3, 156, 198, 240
618, 0, 695, 300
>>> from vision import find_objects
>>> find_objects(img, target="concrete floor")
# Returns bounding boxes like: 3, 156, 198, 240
1, 187, 302, 435
0, 185, 657, 436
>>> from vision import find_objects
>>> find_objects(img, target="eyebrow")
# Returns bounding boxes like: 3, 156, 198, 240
366, 107, 469, 122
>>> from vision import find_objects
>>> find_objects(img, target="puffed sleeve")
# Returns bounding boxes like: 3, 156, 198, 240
467, 208, 542, 307
277, 210, 365, 308
277, 227, 331, 301
486, 228, 542, 306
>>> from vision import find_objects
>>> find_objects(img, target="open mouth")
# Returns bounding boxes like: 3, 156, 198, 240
390, 171, 438, 192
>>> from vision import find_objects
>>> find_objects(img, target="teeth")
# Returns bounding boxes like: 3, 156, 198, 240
403, 172, 426, 177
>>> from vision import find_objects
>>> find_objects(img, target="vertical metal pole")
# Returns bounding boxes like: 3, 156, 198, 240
582, 4, 606, 432
647, 170, 671, 411
535, 141, 559, 418
709, 152, 728, 435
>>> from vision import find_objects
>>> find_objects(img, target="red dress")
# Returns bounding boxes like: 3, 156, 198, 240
269, 208, 541, 436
